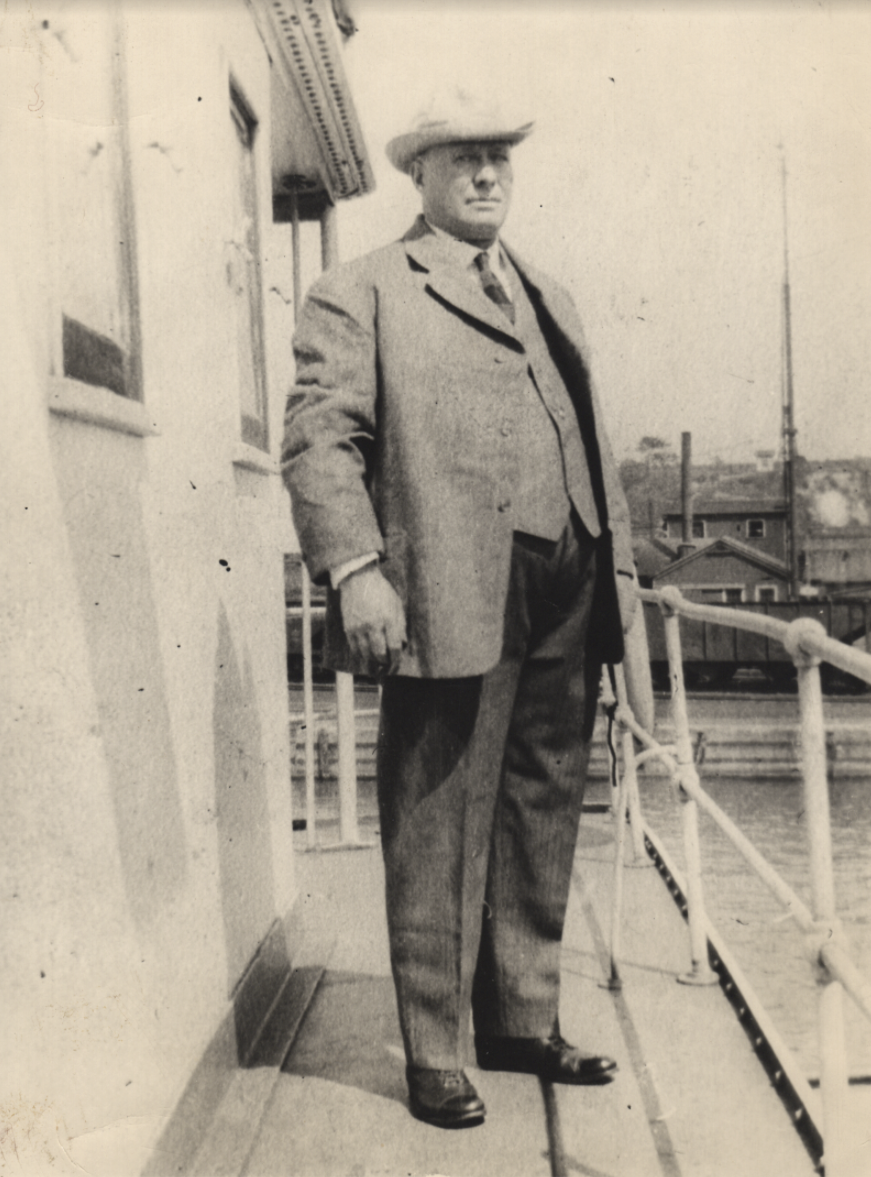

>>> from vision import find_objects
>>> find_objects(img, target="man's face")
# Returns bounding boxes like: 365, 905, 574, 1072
411, 141, 513, 245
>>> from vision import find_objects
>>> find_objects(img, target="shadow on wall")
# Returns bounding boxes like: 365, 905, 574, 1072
52, 418, 188, 928
213, 602, 277, 996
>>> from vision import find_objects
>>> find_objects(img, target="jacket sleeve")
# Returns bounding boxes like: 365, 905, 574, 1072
281, 266, 385, 585
601, 423, 640, 636
595, 408, 635, 581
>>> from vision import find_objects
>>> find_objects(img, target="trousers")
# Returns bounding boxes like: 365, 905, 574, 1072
376, 515, 601, 1069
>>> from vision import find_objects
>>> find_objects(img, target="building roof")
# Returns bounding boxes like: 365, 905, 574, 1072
662, 499, 787, 518
633, 536, 678, 579
254, 0, 376, 215
652, 536, 789, 582
804, 533, 871, 548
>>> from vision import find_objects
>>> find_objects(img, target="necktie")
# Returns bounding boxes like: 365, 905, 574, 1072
474, 251, 515, 324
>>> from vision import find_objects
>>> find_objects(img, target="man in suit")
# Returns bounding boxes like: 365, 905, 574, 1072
282, 92, 637, 1129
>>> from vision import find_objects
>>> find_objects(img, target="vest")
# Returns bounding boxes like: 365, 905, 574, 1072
508, 264, 601, 541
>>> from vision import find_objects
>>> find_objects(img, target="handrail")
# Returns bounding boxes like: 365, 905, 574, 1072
639, 584, 871, 684
608, 585, 871, 1177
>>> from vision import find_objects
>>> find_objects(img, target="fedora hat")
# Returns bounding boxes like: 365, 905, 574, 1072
386, 88, 534, 174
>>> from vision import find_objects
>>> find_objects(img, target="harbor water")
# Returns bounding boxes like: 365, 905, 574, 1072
638, 768, 871, 1080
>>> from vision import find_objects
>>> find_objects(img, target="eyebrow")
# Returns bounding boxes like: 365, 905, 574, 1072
452, 145, 511, 158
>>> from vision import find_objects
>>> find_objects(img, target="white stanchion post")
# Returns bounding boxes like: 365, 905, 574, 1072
321, 201, 368, 850
818, 980, 848, 1177
607, 760, 627, 991
660, 591, 718, 987
301, 573, 317, 850
676, 788, 718, 986
335, 671, 360, 846
290, 191, 318, 851
599, 669, 627, 989
789, 619, 851, 1177
613, 662, 649, 864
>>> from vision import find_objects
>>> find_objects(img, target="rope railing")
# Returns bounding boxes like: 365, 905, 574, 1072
608, 585, 871, 1177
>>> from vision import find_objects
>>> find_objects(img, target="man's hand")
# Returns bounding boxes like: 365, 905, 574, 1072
339, 563, 407, 675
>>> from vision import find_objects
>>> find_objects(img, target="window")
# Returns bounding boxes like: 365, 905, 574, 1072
748, 519, 766, 539
229, 83, 268, 452
666, 518, 705, 540
50, 13, 141, 400
695, 585, 745, 604
757, 586, 778, 603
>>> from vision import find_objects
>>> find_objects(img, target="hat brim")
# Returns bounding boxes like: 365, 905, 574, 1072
386, 122, 534, 174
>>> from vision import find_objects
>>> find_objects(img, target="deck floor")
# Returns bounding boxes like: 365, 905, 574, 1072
241, 811, 817, 1177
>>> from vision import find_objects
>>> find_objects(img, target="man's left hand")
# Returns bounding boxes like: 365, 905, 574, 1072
617, 572, 639, 635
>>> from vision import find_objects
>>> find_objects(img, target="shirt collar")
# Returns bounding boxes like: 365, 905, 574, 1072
425, 219, 502, 268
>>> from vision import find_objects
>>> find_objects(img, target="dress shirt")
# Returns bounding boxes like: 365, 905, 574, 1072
425, 220, 513, 298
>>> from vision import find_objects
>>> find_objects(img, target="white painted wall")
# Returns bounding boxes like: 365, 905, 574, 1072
1, 3, 302, 1171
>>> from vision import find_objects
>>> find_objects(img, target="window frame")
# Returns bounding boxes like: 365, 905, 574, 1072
46, 10, 144, 420
228, 78, 270, 454
691, 583, 747, 604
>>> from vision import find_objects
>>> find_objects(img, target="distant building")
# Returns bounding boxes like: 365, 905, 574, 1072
755, 450, 777, 473
652, 537, 790, 604
661, 499, 788, 564
801, 461, 871, 596
632, 461, 871, 601
801, 537, 871, 597
632, 536, 678, 588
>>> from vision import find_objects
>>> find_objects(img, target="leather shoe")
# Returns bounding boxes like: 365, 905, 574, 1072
475, 1033, 617, 1085
406, 1066, 486, 1129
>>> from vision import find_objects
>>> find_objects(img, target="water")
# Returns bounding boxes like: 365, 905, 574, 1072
639, 772, 871, 1079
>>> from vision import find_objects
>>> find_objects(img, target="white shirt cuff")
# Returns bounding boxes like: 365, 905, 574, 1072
330, 552, 379, 589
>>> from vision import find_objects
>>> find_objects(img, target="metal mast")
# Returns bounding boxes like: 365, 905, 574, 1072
781, 153, 800, 597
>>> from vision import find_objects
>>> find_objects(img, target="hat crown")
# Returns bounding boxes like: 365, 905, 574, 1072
386, 87, 533, 173
410, 88, 515, 136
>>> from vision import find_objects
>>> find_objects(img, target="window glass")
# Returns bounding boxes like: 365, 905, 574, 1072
229, 83, 268, 451
52, 14, 139, 398
748, 519, 766, 538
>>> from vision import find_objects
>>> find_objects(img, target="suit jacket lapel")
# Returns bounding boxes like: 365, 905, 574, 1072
502, 242, 586, 364
403, 219, 520, 343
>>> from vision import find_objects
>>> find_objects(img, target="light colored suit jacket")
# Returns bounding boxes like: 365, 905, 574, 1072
282, 217, 635, 678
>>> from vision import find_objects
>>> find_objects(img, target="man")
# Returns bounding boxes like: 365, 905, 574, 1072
282, 91, 637, 1129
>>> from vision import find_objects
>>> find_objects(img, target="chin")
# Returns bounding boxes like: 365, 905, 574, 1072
458, 216, 504, 240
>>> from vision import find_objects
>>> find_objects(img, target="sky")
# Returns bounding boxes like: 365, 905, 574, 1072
331, 0, 871, 465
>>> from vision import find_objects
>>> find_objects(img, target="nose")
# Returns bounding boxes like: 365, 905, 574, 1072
474, 163, 498, 187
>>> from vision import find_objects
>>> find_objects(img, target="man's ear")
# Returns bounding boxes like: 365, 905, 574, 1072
410, 157, 425, 194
